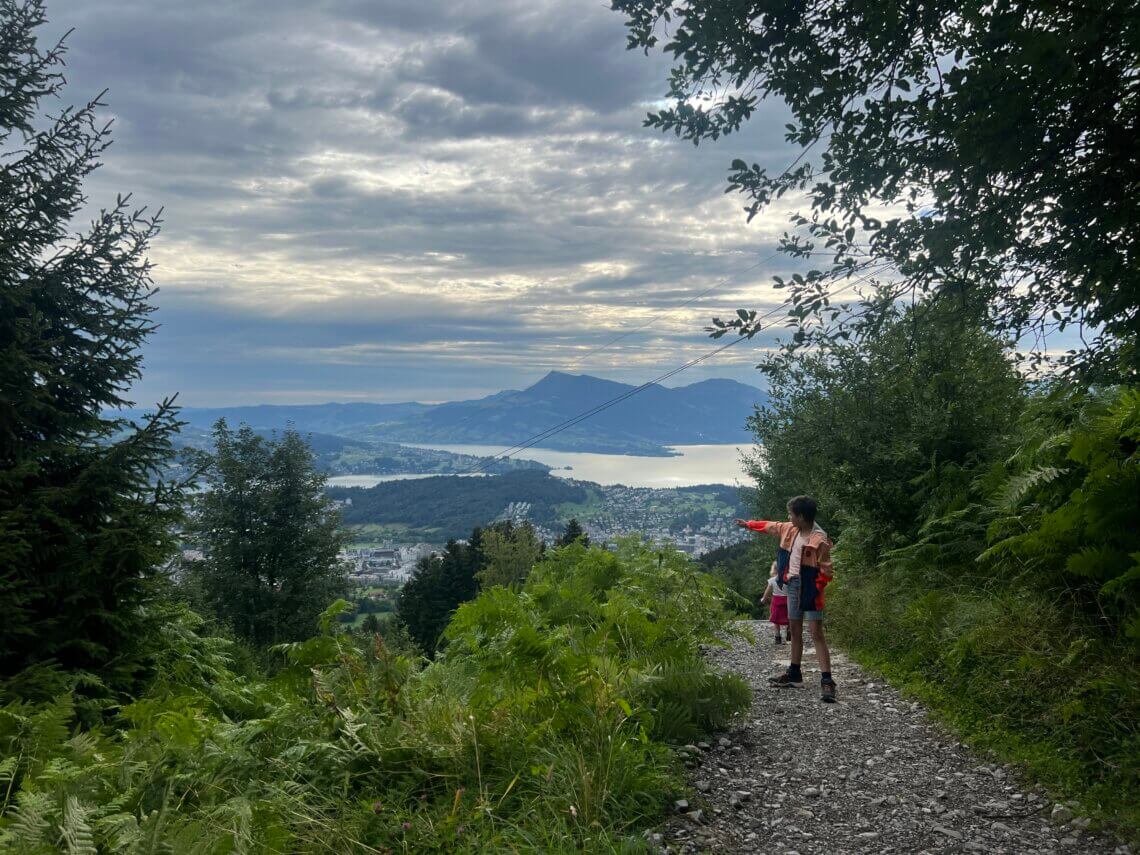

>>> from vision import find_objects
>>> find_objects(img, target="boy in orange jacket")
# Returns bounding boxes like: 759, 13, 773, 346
735, 495, 837, 702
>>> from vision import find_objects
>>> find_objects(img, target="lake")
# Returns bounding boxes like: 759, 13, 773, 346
325, 472, 490, 488
326, 443, 755, 489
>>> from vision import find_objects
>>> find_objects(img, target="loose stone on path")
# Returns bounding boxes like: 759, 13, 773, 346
650, 620, 1123, 855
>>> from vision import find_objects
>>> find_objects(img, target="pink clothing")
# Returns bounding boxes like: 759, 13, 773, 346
788, 530, 806, 577
769, 597, 789, 627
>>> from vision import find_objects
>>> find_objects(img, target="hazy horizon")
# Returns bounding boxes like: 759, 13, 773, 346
127, 370, 764, 411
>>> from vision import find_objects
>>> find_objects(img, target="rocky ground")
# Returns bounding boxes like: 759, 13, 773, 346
651, 621, 1128, 855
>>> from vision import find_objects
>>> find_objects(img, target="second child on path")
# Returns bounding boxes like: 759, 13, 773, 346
735, 495, 838, 703
760, 562, 788, 643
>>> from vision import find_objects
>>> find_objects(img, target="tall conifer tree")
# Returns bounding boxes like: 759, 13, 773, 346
556, 518, 589, 548
0, 0, 183, 681
396, 528, 484, 655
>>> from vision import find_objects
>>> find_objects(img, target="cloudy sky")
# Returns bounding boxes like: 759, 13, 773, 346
48, 0, 808, 407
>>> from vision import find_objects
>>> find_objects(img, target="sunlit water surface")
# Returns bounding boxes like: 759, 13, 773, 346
326, 444, 755, 489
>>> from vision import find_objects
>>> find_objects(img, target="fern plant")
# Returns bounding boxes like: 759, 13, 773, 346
1, 541, 746, 853
981, 387, 1140, 639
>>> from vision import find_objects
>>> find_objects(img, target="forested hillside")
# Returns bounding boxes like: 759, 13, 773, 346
331, 471, 589, 537
330, 472, 747, 542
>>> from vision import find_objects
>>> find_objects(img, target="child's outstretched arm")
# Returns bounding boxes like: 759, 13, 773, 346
734, 519, 792, 538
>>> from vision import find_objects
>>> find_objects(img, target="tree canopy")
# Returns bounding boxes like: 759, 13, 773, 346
613, 0, 1140, 379
746, 303, 1023, 547
396, 529, 485, 654
183, 422, 347, 647
478, 520, 545, 588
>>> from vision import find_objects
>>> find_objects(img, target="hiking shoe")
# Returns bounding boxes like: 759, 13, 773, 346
821, 680, 838, 703
774, 635, 783, 644
768, 671, 804, 688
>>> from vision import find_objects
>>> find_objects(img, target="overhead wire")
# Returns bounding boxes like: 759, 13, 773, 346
463, 337, 746, 475
434, 247, 793, 445
564, 133, 862, 372
564, 249, 784, 369
431, 242, 858, 449
455, 142, 872, 472
461, 261, 893, 474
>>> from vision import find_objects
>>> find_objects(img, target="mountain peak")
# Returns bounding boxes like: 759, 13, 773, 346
527, 371, 628, 391
535, 370, 578, 383
161, 372, 767, 452
674, 377, 764, 393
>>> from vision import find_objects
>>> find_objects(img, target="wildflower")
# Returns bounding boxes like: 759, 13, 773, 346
569, 805, 578, 818
372, 801, 383, 814
402, 821, 412, 832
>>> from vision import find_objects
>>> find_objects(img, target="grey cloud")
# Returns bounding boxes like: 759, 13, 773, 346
133, 292, 781, 407
46, 0, 808, 405
390, 89, 553, 140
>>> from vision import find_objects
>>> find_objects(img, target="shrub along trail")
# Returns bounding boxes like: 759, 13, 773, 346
654, 621, 1126, 855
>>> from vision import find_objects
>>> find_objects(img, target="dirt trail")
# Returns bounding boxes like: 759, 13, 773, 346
652, 621, 1127, 855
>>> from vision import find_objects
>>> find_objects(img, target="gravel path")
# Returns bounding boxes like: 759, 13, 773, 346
652, 621, 1128, 855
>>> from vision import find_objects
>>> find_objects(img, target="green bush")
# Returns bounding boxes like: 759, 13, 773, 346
699, 539, 777, 619
981, 387, 1140, 639
746, 304, 1023, 551
0, 540, 748, 853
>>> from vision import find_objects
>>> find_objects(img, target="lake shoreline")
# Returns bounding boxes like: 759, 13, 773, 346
327, 443, 752, 489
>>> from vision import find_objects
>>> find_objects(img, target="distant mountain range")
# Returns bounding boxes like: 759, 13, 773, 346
134, 372, 767, 455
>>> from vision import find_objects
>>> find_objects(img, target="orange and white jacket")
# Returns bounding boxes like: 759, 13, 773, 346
743, 520, 834, 613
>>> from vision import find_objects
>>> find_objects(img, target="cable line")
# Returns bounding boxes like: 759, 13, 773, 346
440, 249, 788, 444
565, 249, 783, 369
561, 132, 858, 370
565, 246, 869, 370
463, 263, 891, 474
466, 336, 748, 475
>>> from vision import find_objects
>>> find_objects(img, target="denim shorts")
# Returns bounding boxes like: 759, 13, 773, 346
785, 575, 825, 622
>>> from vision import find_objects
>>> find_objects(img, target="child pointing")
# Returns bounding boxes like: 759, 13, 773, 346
736, 495, 837, 703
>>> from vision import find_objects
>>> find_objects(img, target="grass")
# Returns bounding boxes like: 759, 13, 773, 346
346, 611, 394, 629
346, 522, 441, 545
828, 571, 1140, 844
555, 487, 609, 522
